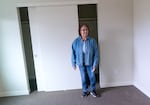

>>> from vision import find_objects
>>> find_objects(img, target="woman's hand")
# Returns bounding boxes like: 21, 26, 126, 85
73, 65, 77, 70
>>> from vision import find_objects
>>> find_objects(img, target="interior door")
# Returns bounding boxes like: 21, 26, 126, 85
28, 5, 81, 91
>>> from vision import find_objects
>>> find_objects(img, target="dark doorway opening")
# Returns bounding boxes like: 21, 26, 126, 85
78, 4, 99, 83
18, 7, 37, 92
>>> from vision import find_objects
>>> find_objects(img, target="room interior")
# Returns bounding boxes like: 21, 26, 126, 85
0, 0, 150, 100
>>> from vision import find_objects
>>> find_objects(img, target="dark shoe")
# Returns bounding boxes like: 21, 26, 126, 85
90, 90, 98, 97
81, 92, 89, 97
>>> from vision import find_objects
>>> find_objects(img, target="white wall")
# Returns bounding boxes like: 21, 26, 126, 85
98, 0, 133, 87
134, 0, 150, 97
0, 0, 29, 97
17, 0, 134, 88
0, 0, 134, 97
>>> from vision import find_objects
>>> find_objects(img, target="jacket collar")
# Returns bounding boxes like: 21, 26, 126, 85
79, 35, 90, 41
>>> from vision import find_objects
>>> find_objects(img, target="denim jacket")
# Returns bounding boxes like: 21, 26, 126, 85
71, 36, 99, 68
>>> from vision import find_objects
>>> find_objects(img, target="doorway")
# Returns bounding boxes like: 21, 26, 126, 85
78, 4, 99, 83
18, 7, 37, 92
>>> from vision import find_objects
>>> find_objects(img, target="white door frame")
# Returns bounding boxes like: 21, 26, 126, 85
16, 0, 98, 7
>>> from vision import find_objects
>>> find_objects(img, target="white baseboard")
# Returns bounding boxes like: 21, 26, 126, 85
0, 90, 30, 97
134, 83, 150, 98
100, 81, 133, 88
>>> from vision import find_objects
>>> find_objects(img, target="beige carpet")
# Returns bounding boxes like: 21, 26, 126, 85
0, 86, 150, 105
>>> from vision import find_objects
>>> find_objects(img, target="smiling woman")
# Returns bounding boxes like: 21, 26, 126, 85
71, 23, 99, 97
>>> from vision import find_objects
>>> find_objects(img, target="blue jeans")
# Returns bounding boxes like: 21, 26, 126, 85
79, 65, 96, 92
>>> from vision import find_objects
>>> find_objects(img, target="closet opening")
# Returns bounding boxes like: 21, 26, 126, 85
78, 4, 99, 83
18, 7, 37, 92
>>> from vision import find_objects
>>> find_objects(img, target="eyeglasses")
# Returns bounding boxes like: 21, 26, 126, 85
81, 29, 88, 31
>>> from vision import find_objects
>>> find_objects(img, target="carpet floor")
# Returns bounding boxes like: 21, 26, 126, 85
0, 85, 150, 105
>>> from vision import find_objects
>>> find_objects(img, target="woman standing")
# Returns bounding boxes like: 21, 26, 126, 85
71, 24, 99, 97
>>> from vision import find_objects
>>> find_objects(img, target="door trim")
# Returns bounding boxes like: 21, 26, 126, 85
16, 0, 98, 7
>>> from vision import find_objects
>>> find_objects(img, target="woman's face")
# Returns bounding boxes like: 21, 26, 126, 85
80, 25, 89, 39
